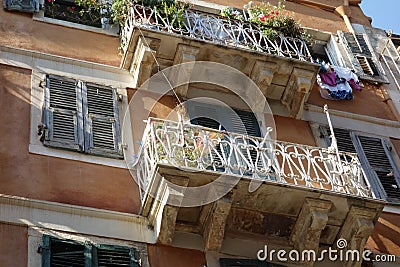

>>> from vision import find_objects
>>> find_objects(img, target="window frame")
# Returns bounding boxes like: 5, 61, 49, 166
30, 69, 133, 169
42, 74, 124, 159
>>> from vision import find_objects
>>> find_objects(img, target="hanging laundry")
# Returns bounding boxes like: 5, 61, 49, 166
317, 64, 361, 101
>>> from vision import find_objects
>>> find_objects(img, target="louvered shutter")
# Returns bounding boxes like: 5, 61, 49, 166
43, 75, 83, 151
3, 0, 39, 12
319, 126, 357, 154
354, 135, 400, 202
338, 31, 387, 82
42, 236, 88, 267
93, 245, 139, 267
84, 83, 123, 158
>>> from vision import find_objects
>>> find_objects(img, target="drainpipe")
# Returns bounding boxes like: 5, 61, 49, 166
335, 0, 355, 33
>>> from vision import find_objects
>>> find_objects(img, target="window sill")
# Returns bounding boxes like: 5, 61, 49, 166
29, 144, 128, 169
33, 10, 119, 37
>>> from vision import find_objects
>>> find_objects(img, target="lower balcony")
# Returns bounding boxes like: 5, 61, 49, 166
133, 118, 385, 265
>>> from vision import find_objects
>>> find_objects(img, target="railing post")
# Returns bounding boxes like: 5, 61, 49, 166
323, 105, 344, 175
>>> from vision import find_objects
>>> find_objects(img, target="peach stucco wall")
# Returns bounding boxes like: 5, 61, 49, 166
0, 64, 140, 213
0, 9, 121, 66
147, 244, 207, 267
308, 82, 397, 121
274, 115, 317, 146
0, 223, 28, 267
366, 212, 400, 255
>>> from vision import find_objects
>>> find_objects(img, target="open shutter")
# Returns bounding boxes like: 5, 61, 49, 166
42, 236, 87, 267
3, 0, 39, 12
43, 75, 83, 151
319, 126, 357, 154
93, 244, 139, 267
84, 83, 123, 159
325, 35, 346, 68
354, 135, 400, 202
338, 31, 387, 82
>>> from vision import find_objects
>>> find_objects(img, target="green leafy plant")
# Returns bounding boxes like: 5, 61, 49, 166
221, 1, 310, 41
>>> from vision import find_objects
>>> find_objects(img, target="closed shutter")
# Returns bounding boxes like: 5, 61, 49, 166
43, 75, 83, 151
42, 235, 87, 267
83, 83, 123, 158
338, 31, 386, 82
93, 245, 139, 267
3, 0, 39, 12
320, 126, 400, 202
355, 136, 400, 202
319, 126, 356, 154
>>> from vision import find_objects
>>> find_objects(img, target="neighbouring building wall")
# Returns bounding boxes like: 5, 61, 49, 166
0, 223, 28, 267
147, 244, 207, 267
0, 9, 121, 66
366, 212, 400, 255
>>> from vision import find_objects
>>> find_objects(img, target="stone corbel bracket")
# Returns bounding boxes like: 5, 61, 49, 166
290, 198, 333, 266
336, 206, 378, 267
250, 60, 278, 96
171, 44, 200, 97
130, 36, 161, 88
282, 67, 317, 119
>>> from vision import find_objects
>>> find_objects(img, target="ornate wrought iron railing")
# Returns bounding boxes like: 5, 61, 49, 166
133, 118, 373, 203
121, 4, 312, 61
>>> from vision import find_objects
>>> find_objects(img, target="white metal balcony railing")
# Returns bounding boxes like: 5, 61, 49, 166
121, 4, 312, 61
133, 118, 373, 203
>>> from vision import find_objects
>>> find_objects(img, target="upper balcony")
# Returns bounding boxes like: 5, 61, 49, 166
133, 118, 385, 265
120, 4, 320, 118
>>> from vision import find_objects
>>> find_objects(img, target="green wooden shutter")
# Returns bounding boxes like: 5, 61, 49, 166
42, 235, 87, 267
338, 32, 387, 82
43, 75, 83, 151
354, 135, 400, 202
93, 244, 139, 267
83, 82, 123, 159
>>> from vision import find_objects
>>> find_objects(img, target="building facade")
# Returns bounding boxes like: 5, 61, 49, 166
0, 0, 399, 266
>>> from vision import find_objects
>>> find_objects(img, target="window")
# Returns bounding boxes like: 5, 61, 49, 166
186, 102, 261, 137
338, 31, 387, 82
3, 0, 39, 12
41, 75, 123, 159
41, 235, 139, 267
320, 126, 400, 202
43, 0, 111, 28
219, 258, 284, 267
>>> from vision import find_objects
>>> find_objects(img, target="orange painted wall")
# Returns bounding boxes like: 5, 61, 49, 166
0, 9, 120, 66
0, 223, 28, 267
274, 115, 317, 146
366, 212, 400, 255
147, 244, 207, 267
307, 82, 397, 121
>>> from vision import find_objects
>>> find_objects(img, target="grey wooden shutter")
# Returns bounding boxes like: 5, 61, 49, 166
93, 244, 139, 267
354, 135, 400, 202
84, 82, 123, 159
41, 235, 87, 267
3, 0, 39, 12
43, 75, 83, 151
338, 31, 387, 82
319, 126, 357, 154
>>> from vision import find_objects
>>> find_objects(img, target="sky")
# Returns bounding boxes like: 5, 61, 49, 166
360, 0, 400, 34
